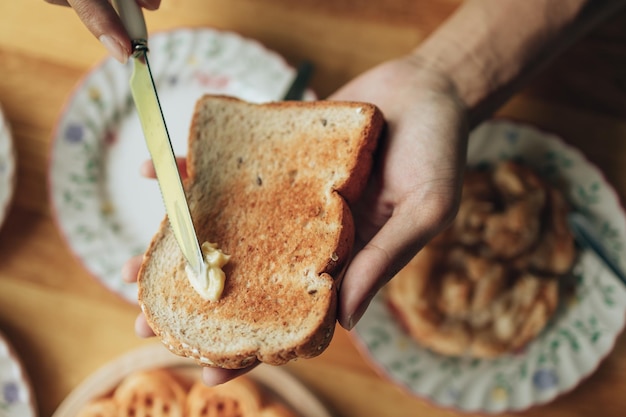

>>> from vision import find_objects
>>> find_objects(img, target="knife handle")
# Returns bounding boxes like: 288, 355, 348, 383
112, 0, 148, 43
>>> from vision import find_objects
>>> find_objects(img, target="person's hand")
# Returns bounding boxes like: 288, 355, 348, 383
121, 53, 469, 384
44, 0, 161, 63
121, 159, 258, 386
328, 55, 470, 329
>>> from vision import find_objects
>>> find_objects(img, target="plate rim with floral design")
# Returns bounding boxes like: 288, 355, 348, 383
351, 119, 626, 413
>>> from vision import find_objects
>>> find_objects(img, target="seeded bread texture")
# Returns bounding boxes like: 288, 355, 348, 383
138, 95, 383, 369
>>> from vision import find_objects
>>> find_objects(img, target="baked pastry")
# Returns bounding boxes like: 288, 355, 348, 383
138, 95, 383, 368
75, 369, 298, 417
387, 161, 576, 357
112, 369, 187, 417
185, 377, 263, 417
185, 376, 297, 417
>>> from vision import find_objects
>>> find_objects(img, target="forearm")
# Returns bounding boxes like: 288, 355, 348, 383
413, 0, 626, 127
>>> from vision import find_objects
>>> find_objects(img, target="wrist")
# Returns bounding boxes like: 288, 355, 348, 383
393, 53, 471, 127
408, 1, 544, 128
407, 0, 624, 128
409, 38, 494, 127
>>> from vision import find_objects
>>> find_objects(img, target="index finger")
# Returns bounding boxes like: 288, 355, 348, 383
339, 189, 460, 329
66, 0, 132, 62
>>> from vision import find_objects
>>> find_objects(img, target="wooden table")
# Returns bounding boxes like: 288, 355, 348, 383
1, 1, 626, 416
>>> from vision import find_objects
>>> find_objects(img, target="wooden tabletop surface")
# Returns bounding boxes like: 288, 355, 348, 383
1, 1, 626, 416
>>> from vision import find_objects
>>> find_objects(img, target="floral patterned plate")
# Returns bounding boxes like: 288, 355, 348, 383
352, 120, 626, 413
0, 331, 36, 417
0, 104, 16, 231
49, 28, 313, 303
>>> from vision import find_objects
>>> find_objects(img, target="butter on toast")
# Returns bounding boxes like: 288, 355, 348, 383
138, 95, 383, 368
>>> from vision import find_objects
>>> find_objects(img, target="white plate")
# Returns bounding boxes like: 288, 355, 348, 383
49, 28, 313, 303
0, 331, 37, 417
352, 120, 626, 413
51, 342, 331, 417
0, 104, 16, 230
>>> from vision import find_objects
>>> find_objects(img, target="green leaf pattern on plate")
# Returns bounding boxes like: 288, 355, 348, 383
354, 120, 626, 413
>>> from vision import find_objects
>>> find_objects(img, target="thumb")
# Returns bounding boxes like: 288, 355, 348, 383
339, 194, 458, 329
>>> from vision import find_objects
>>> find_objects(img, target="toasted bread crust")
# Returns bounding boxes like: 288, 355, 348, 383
138, 96, 383, 368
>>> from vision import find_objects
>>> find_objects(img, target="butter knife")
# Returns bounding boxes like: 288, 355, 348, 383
112, 0, 204, 276
282, 61, 314, 100
568, 212, 626, 286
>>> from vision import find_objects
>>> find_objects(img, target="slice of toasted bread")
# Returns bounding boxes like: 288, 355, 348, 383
138, 95, 383, 368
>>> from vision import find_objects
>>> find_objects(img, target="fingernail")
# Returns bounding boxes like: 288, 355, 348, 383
346, 299, 369, 330
139, 159, 157, 178
121, 262, 132, 283
347, 316, 356, 331
134, 315, 155, 338
201, 369, 227, 387
99, 35, 128, 64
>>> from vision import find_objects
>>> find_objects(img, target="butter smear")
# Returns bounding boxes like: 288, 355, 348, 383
185, 242, 231, 301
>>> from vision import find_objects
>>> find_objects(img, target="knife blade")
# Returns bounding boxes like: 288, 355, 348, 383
113, 0, 204, 277
568, 211, 626, 287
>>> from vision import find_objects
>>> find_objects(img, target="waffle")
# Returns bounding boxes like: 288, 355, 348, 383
75, 369, 299, 417
113, 369, 187, 417
185, 377, 263, 417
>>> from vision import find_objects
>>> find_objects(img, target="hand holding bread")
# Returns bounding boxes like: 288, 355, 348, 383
123, 56, 471, 383
328, 56, 469, 328
125, 95, 383, 370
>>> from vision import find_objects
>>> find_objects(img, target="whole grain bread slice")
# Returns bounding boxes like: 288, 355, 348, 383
138, 95, 383, 369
